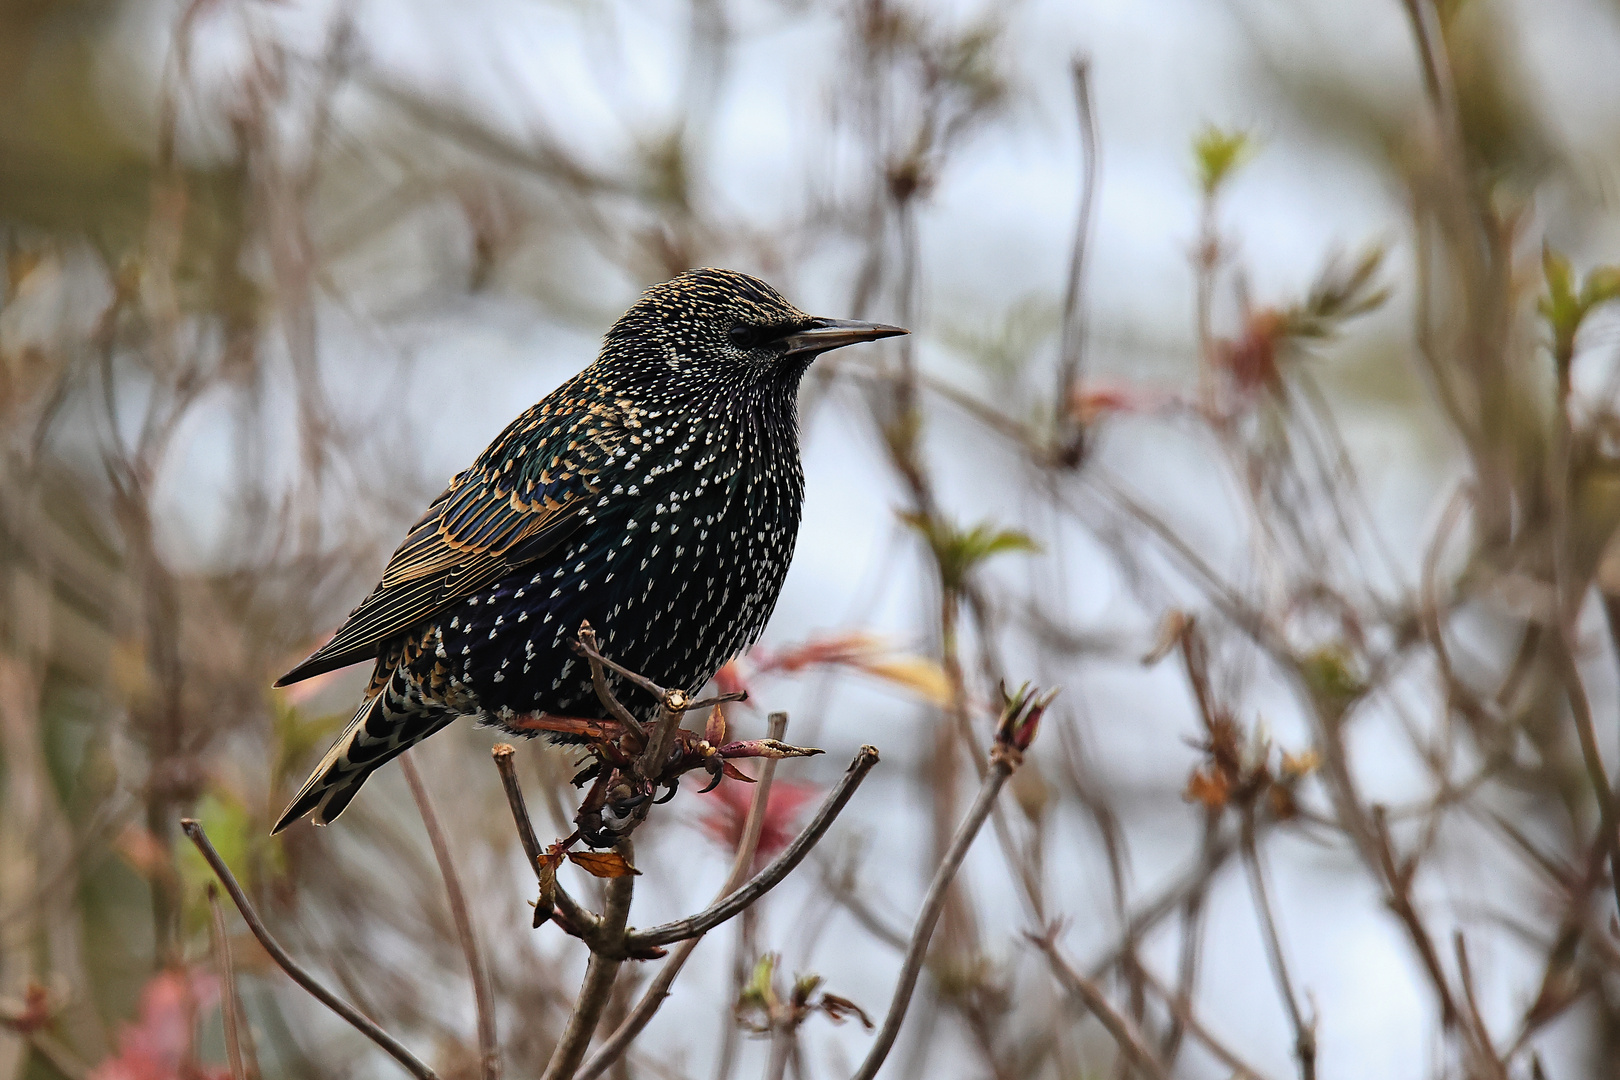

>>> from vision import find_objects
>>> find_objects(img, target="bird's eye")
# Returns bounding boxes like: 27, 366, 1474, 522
728, 324, 759, 349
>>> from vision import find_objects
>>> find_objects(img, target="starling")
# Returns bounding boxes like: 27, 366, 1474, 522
272, 268, 905, 832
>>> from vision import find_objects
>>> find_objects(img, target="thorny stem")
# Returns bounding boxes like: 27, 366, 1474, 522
541, 840, 637, 1080
180, 819, 441, 1080
401, 753, 502, 1080
849, 752, 1016, 1080
1030, 932, 1171, 1080
627, 745, 880, 950
577, 713, 790, 1080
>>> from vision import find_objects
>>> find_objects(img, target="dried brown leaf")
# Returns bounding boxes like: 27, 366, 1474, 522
567, 850, 641, 878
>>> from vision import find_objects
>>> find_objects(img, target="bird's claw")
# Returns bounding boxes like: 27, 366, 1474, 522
696, 760, 725, 794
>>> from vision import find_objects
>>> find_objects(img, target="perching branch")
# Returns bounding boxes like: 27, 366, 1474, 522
577, 712, 791, 1080
540, 840, 637, 1080
491, 743, 598, 939
625, 744, 881, 950
576, 622, 646, 741
180, 818, 441, 1080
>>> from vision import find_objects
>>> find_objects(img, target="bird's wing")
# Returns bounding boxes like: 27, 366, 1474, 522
274, 466, 594, 687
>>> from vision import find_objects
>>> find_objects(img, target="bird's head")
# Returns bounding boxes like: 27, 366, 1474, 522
603, 267, 906, 386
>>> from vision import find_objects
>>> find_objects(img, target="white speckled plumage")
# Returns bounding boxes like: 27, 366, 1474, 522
271, 268, 902, 831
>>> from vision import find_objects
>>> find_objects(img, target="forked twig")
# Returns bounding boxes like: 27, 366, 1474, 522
577, 712, 790, 1080
575, 622, 646, 741
571, 630, 671, 704
491, 744, 598, 939
625, 745, 880, 950
180, 819, 441, 1080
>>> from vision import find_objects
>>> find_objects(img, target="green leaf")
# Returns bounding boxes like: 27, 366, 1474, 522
1543, 244, 1574, 308
1193, 126, 1254, 197
741, 953, 778, 1010
901, 513, 1040, 592
1299, 645, 1365, 705
1582, 265, 1620, 309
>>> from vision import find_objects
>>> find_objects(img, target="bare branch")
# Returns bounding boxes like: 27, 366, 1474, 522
850, 753, 1015, 1080
180, 819, 441, 1080
577, 712, 791, 1080
1138, 964, 1275, 1080
1240, 810, 1317, 1080
491, 744, 598, 939
1054, 54, 1099, 466
206, 882, 253, 1080
1030, 931, 1171, 1080
401, 753, 502, 1080
541, 841, 637, 1080
626, 745, 880, 950
576, 622, 646, 741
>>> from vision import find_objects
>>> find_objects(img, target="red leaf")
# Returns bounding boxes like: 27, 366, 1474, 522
699, 780, 820, 860
90, 968, 227, 1080
704, 706, 727, 745
720, 761, 756, 783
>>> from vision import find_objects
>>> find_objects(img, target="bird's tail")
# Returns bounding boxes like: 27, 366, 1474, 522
272, 687, 455, 833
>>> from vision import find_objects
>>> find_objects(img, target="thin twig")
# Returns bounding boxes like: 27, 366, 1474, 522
576, 623, 646, 740
1054, 54, 1099, 466
401, 753, 501, 1080
573, 630, 670, 702
1031, 932, 1171, 1080
849, 754, 1015, 1080
636, 695, 688, 786
625, 745, 881, 950
578, 712, 790, 1080
491, 744, 598, 939
1550, 631, 1620, 916
686, 690, 750, 711
541, 841, 637, 1080
1240, 810, 1316, 1080
1138, 964, 1274, 1080
179, 819, 441, 1080
1454, 932, 1509, 1080
206, 882, 251, 1080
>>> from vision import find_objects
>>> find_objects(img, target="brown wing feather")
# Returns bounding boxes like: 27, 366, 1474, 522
274, 477, 589, 686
